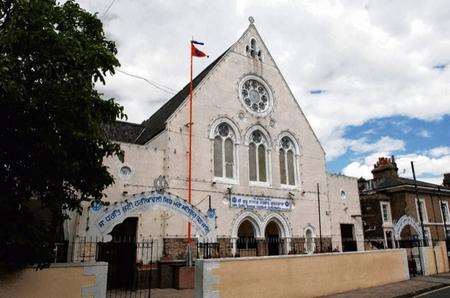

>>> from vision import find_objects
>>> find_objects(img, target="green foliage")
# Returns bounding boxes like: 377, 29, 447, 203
0, 0, 125, 268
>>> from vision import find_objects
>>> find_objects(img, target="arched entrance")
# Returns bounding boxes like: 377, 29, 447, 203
265, 221, 281, 255
237, 220, 258, 256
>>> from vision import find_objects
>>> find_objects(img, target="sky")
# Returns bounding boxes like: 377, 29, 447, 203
77, 0, 450, 184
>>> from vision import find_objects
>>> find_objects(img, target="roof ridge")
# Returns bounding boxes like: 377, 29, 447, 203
138, 48, 229, 143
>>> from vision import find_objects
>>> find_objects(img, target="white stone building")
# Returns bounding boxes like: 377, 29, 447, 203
68, 20, 364, 259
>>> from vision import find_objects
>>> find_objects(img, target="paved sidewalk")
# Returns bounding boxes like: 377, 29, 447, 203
327, 273, 450, 298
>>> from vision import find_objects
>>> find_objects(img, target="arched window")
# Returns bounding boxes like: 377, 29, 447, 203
305, 228, 315, 254
249, 130, 269, 183
214, 123, 236, 179
279, 136, 296, 186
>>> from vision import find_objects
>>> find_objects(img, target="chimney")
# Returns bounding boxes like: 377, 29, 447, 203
444, 173, 450, 187
371, 155, 398, 180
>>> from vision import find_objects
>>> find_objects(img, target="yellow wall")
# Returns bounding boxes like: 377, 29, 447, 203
0, 263, 105, 298
196, 250, 409, 298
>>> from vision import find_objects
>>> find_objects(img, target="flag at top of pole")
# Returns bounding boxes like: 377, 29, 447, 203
187, 39, 208, 247
191, 40, 209, 57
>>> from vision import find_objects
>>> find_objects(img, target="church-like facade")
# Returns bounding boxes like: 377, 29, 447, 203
67, 20, 364, 260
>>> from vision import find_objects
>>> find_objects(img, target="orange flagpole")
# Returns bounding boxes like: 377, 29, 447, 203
188, 40, 193, 244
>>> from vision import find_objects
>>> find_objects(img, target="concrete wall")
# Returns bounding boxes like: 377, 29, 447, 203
421, 241, 449, 276
195, 250, 409, 298
326, 173, 365, 251
0, 262, 107, 298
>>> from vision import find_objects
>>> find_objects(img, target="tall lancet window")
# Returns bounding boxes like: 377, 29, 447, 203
214, 123, 235, 179
249, 130, 268, 183
279, 136, 296, 186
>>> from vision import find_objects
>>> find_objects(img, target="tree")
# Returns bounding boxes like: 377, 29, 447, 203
0, 0, 125, 268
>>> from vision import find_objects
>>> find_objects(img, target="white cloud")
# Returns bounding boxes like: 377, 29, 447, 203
429, 146, 450, 158
417, 129, 431, 138
325, 135, 404, 160
342, 146, 450, 183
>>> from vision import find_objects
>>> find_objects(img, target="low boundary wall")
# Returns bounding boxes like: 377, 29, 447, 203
195, 249, 409, 298
0, 262, 107, 298
421, 241, 449, 276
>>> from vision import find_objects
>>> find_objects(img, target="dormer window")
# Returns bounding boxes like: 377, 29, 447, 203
246, 38, 262, 61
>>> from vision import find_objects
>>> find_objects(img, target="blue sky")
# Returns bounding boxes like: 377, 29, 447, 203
327, 115, 450, 183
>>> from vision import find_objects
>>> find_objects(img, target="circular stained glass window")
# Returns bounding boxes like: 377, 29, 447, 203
240, 77, 272, 115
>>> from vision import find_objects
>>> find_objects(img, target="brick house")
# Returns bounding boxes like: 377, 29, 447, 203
359, 156, 450, 249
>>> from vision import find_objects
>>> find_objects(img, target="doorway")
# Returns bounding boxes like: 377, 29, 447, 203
340, 224, 357, 252
265, 221, 280, 255
237, 220, 257, 256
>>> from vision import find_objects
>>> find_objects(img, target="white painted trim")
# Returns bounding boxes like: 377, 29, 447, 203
416, 197, 429, 223
440, 200, 450, 225
380, 201, 392, 224
208, 116, 242, 144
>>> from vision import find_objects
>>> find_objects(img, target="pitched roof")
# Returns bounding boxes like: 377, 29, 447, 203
138, 49, 228, 143
365, 176, 450, 193
105, 49, 228, 144
103, 121, 146, 144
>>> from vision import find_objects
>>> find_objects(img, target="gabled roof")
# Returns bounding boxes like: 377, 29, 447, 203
106, 49, 228, 144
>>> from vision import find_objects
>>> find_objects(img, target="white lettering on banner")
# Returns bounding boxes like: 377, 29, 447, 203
230, 195, 292, 211
94, 192, 212, 236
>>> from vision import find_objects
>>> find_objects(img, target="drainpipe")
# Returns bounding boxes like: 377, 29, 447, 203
317, 183, 323, 253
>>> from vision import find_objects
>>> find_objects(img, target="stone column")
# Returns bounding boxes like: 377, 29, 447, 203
256, 237, 266, 256
231, 237, 238, 256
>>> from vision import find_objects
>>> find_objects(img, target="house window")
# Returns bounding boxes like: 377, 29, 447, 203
249, 130, 269, 183
441, 201, 450, 224
418, 198, 428, 223
304, 228, 315, 254
279, 136, 297, 186
213, 123, 236, 180
340, 190, 347, 200
380, 202, 392, 223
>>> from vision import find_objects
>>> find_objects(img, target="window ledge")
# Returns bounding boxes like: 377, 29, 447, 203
249, 181, 270, 188
382, 222, 393, 228
213, 177, 238, 185
280, 184, 298, 190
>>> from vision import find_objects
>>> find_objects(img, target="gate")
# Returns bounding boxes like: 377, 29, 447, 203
97, 239, 157, 297
398, 239, 423, 276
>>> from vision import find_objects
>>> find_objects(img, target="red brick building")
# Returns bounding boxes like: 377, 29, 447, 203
359, 156, 450, 249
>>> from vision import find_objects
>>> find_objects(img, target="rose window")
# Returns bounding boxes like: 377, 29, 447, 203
240, 78, 271, 114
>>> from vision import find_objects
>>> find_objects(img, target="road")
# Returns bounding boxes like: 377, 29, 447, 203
417, 285, 450, 297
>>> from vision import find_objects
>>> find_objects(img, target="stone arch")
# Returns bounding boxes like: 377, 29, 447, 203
243, 124, 273, 147
277, 130, 301, 155
208, 116, 242, 144
262, 213, 292, 238
303, 223, 316, 237
231, 211, 263, 239
394, 215, 423, 240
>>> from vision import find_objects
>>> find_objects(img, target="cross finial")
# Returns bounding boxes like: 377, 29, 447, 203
248, 16, 255, 24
